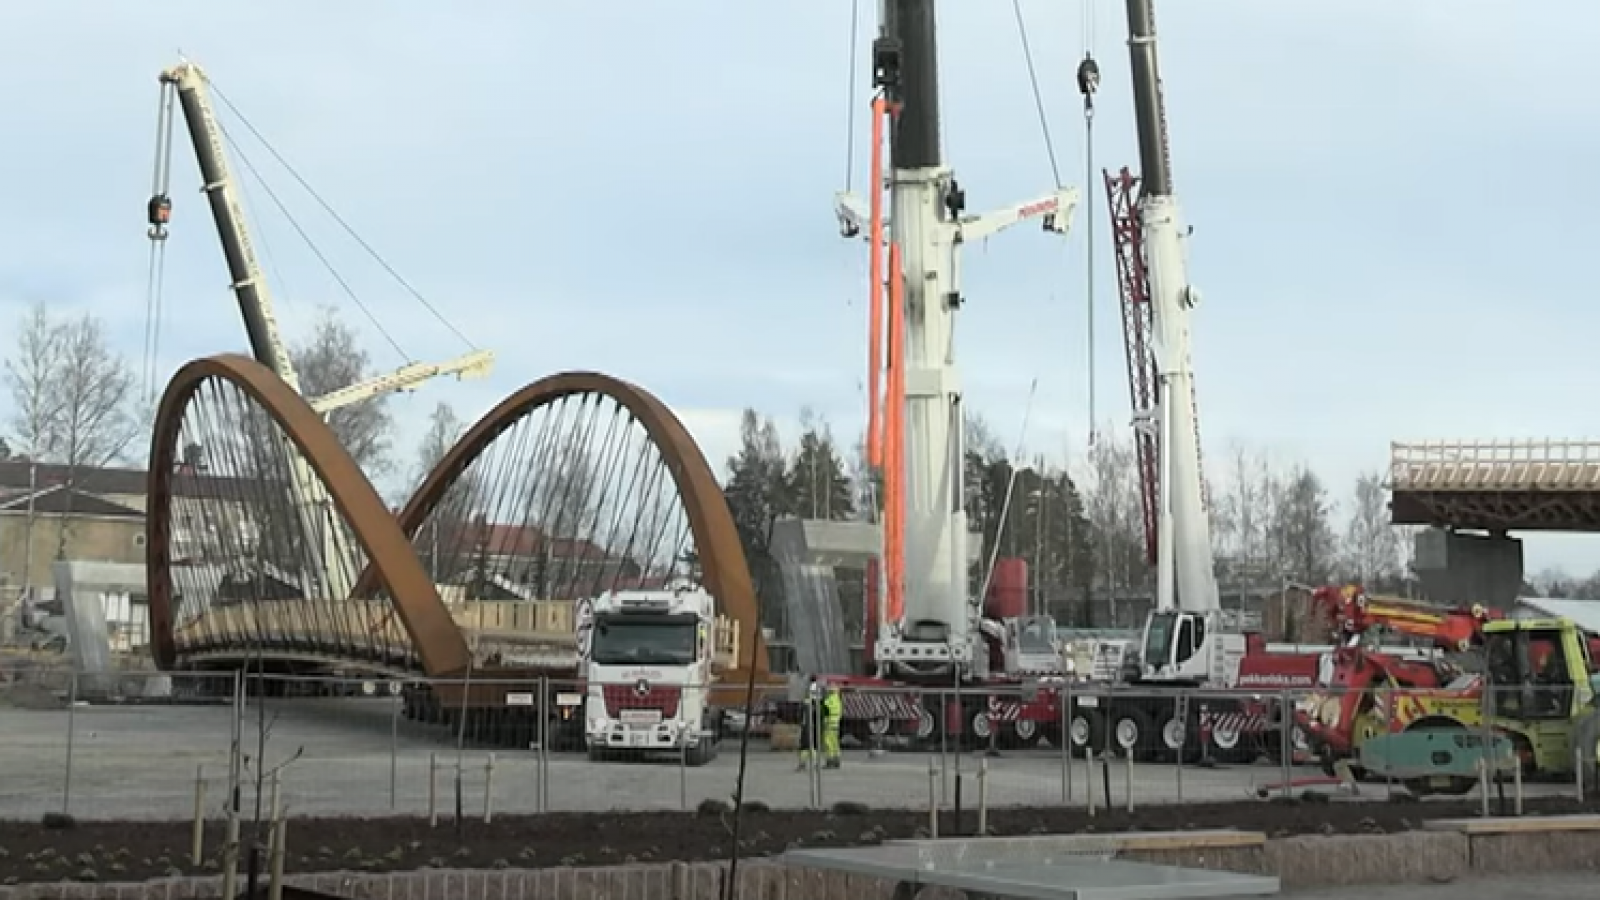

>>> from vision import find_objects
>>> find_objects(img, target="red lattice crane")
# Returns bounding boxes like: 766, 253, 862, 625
1104, 166, 1208, 567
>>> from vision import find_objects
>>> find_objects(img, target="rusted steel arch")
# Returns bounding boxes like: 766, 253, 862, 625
146, 353, 472, 677
352, 371, 769, 679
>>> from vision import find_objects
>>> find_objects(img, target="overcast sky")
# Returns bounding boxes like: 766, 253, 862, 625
4, 1, 1597, 576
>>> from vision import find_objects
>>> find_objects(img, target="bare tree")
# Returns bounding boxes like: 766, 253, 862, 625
1272, 464, 1339, 584
289, 306, 394, 478
412, 401, 464, 489
1344, 470, 1400, 585
1075, 428, 1150, 625
4, 302, 67, 460
52, 314, 139, 471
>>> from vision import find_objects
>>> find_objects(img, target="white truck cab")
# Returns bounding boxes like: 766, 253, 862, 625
578, 583, 729, 765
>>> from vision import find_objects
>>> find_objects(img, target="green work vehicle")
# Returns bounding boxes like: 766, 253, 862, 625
1359, 617, 1600, 796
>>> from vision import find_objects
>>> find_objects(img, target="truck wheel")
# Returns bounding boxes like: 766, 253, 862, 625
1002, 719, 1042, 750
1067, 709, 1104, 752
1210, 723, 1249, 763
1110, 708, 1151, 760
968, 706, 995, 748
685, 739, 717, 767
1156, 711, 1201, 764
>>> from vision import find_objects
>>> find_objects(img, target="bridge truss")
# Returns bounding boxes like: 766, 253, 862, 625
145, 353, 768, 683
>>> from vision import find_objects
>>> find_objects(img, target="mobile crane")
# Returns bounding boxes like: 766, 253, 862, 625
821, 0, 1080, 745
1061, 0, 1274, 765
148, 60, 493, 621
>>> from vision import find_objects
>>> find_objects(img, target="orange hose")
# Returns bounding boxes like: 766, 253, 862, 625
866, 96, 887, 469
885, 240, 906, 626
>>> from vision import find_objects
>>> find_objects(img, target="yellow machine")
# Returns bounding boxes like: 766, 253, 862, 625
1360, 617, 1600, 795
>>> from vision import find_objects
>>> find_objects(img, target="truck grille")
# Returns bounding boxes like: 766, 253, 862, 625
602, 683, 681, 717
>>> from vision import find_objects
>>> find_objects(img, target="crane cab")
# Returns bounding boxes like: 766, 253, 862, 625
1138, 609, 1246, 686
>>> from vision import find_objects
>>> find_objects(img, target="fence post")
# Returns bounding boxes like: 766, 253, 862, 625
1278, 689, 1292, 799
1059, 685, 1071, 805
62, 669, 78, 815
389, 684, 401, 811
191, 764, 206, 865
538, 676, 549, 814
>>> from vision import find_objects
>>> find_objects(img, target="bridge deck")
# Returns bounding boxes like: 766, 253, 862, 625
1390, 440, 1600, 530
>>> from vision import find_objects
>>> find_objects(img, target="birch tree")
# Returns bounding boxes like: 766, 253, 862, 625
1344, 470, 1400, 584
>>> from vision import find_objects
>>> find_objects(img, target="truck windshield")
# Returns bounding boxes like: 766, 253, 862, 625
591, 613, 697, 666
1143, 612, 1177, 669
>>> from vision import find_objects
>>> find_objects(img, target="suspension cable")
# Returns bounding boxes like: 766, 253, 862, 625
1011, 0, 1062, 188
1078, 0, 1101, 444
207, 80, 478, 352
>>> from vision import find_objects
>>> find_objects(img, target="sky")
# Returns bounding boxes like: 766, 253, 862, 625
2, 1, 1598, 576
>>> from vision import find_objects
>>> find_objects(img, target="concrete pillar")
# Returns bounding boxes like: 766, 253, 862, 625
1412, 527, 1524, 609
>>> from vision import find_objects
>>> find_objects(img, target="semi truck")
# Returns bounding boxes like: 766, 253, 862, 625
580, 583, 732, 765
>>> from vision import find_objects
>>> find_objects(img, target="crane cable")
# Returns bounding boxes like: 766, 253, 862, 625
207, 80, 479, 355
1077, 0, 1101, 445
143, 83, 177, 403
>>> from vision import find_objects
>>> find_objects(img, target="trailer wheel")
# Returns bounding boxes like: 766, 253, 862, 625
914, 704, 937, 743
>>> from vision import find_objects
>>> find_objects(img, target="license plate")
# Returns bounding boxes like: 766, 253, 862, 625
629, 731, 649, 747
1078, 696, 1099, 708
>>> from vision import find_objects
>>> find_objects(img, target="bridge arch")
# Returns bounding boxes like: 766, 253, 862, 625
355, 371, 769, 680
146, 353, 472, 676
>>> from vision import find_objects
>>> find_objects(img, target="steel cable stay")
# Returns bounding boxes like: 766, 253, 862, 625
212, 115, 410, 364
204, 80, 478, 354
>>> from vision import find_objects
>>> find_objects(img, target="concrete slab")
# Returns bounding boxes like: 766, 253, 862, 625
784, 837, 1280, 899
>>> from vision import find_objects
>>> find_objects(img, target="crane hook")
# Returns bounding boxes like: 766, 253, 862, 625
1076, 55, 1101, 114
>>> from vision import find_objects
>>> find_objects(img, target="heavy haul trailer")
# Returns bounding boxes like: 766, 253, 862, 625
400, 665, 588, 752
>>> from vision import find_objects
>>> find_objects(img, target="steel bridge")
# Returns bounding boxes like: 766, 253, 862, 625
144, 353, 769, 685
1390, 440, 1600, 531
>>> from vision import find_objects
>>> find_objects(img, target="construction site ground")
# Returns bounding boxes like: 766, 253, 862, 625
2, 796, 1598, 885
3, 691, 1591, 819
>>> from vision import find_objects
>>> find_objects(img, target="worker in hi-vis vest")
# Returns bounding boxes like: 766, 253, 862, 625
796, 676, 820, 771
821, 683, 843, 769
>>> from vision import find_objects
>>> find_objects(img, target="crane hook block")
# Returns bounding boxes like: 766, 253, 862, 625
147, 194, 172, 242
1076, 56, 1101, 97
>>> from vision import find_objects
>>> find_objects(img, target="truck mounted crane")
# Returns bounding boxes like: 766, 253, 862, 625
1062, 0, 1287, 765
835, 0, 1079, 682
148, 59, 494, 607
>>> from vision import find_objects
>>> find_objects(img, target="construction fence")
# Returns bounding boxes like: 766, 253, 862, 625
0, 666, 1595, 823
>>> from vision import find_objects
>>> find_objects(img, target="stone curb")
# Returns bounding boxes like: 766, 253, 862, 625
4, 821, 1600, 898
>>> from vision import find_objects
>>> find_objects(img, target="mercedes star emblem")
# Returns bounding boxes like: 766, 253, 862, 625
633, 679, 651, 698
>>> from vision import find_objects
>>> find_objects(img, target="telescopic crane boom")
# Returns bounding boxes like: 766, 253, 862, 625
835, 0, 1079, 680
1109, 0, 1228, 683
150, 59, 495, 603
